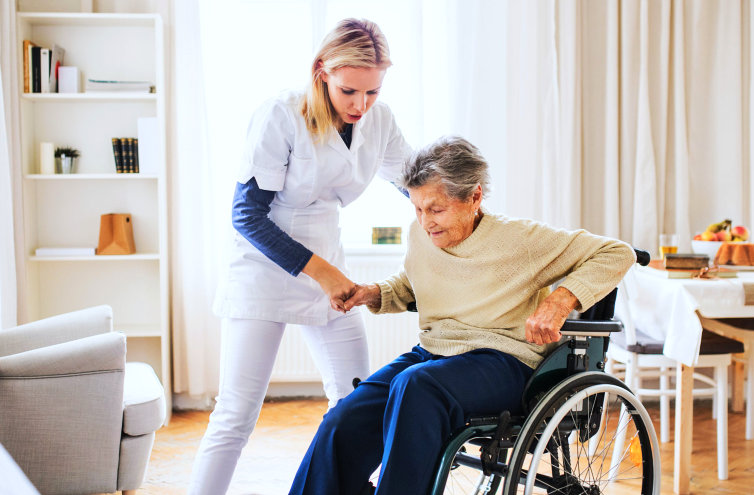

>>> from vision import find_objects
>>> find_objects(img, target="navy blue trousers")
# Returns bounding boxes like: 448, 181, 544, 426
288, 345, 533, 495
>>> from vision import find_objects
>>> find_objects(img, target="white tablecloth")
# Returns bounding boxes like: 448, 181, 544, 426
620, 267, 754, 366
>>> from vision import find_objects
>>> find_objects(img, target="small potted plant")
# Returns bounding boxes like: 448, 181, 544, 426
54, 146, 80, 174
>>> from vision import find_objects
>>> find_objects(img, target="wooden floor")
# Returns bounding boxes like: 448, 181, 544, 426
138, 398, 754, 494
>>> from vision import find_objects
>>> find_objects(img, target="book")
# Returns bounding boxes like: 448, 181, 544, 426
40, 48, 50, 93
85, 79, 153, 93
664, 253, 709, 270
137, 117, 158, 175
31, 45, 41, 93
134, 138, 139, 174
35, 247, 96, 257
49, 44, 65, 93
125, 137, 135, 172
22, 40, 36, 93
111, 137, 124, 173
647, 259, 737, 279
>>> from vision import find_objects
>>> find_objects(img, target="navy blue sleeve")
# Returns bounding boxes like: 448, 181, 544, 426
232, 178, 313, 276
394, 183, 410, 198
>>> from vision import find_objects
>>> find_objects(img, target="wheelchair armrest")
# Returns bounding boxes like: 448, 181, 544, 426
560, 319, 623, 337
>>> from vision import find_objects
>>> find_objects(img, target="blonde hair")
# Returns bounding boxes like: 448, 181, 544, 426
300, 18, 392, 140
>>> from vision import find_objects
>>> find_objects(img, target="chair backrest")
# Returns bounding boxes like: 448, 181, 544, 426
613, 267, 640, 347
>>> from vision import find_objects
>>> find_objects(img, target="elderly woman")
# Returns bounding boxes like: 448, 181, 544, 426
288, 136, 635, 495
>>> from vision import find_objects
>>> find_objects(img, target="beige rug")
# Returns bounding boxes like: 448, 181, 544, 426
140, 399, 327, 495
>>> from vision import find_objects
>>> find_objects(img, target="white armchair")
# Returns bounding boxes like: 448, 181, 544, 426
0, 306, 166, 495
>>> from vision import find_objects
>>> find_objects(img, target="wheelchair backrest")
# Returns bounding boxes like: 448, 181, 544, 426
519, 302, 613, 413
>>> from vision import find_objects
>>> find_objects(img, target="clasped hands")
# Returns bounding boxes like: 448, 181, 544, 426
328, 283, 381, 313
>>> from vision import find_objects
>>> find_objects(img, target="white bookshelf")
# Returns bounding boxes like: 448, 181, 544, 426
15, 12, 171, 418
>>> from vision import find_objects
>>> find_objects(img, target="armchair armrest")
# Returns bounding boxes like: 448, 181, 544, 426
0, 332, 126, 377
0, 305, 113, 357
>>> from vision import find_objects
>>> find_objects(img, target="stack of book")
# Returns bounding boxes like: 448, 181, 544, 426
111, 137, 140, 173
22, 41, 65, 93
86, 79, 154, 93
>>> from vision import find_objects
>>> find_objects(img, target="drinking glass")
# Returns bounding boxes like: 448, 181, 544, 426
659, 233, 678, 260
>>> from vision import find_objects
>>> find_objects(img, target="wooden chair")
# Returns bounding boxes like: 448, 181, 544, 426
697, 316, 754, 441
608, 267, 744, 480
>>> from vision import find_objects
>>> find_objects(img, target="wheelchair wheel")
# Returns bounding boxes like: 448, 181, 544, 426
503, 372, 660, 494
431, 421, 506, 494
442, 446, 503, 494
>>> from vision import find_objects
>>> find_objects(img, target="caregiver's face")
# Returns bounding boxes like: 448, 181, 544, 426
322, 66, 386, 130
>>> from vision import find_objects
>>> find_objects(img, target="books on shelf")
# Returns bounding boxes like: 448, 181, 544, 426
22, 40, 64, 93
85, 79, 154, 93
111, 137, 140, 173
35, 247, 96, 257
49, 44, 65, 93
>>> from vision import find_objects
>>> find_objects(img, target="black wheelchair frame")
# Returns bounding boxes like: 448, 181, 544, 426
428, 249, 660, 495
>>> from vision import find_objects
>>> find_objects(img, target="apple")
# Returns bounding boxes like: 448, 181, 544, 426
731, 225, 749, 241
700, 230, 717, 241
693, 234, 703, 240
716, 230, 732, 242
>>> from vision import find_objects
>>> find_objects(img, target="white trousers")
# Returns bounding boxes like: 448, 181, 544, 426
188, 311, 369, 495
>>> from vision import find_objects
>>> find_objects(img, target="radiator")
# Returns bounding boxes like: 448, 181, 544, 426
270, 249, 419, 382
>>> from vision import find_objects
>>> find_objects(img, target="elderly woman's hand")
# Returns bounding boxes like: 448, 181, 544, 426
525, 287, 579, 346
342, 284, 382, 312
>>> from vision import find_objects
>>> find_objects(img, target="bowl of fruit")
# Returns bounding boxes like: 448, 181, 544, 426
692, 219, 749, 261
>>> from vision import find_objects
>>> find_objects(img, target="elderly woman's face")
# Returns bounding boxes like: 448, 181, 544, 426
409, 181, 483, 249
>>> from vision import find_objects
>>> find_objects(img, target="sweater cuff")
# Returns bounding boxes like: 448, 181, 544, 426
559, 279, 595, 313
369, 281, 394, 314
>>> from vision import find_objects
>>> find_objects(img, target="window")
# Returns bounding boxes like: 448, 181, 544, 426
199, 0, 507, 245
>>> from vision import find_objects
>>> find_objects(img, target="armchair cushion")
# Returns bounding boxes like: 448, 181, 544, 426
123, 361, 167, 436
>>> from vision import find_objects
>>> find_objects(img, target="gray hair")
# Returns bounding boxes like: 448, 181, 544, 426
400, 136, 490, 201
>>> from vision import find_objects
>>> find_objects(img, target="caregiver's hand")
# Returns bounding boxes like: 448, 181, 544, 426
342, 284, 382, 312
302, 254, 357, 312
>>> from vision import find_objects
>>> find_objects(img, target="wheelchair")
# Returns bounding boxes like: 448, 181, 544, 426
430, 249, 660, 494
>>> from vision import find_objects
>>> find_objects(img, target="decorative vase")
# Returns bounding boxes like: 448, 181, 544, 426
57, 155, 76, 174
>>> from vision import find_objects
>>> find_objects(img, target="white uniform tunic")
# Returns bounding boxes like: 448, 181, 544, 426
213, 91, 412, 326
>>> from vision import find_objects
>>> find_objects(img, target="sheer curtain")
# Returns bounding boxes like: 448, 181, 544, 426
506, 0, 751, 254
0, 0, 21, 329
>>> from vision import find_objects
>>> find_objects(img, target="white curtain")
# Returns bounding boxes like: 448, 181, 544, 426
506, 0, 750, 255
0, 0, 21, 329
169, 0, 222, 404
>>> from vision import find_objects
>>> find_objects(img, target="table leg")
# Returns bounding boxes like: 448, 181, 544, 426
674, 362, 693, 494
746, 348, 754, 440
732, 360, 745, 412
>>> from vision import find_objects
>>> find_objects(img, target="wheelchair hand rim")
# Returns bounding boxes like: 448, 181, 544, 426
524, 382, 661, 494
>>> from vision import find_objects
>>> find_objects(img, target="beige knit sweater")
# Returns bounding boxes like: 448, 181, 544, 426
372, 213, 635, 369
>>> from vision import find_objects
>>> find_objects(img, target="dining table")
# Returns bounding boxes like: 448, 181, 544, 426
625, 264, 754, 494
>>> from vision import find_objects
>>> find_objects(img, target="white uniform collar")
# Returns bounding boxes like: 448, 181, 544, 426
326, 119, 365, 159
